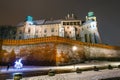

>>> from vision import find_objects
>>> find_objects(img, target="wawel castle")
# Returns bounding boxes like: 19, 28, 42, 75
1, 12, 101, 44
1, 12, 120, 66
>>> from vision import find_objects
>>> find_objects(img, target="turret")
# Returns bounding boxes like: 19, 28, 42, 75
86, 12, 96, 21
25, 16, 33, 25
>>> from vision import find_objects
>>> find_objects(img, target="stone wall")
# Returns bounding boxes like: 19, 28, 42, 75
1, 36, 120, 65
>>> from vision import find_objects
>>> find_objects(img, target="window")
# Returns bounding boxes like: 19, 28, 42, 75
81, 28, 84, 31
36, 30, 38, 33
35, 35, 38, 38
44, 29, 47, 33
63, 22, 66, 25
75, 28, 77, 31
67, 36, 69, 38
94, 33, 97, 43
19, 36, 22, 39
89, 34, 92, 43
13, 31, 16, 35
67, 22, 69, 25
19, 30, 22, 34
70, 22, 72, 25
77, 22, 80, 25
74, 22, 76, 25
28, 28, 30, 33
77, 34, 79, 37
51, 28, 54, 32
85, 34, 87, 42
44, 34, 47, 37
65, 31, 67, 34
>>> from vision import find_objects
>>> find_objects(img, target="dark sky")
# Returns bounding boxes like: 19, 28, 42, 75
0, 0, 120, 46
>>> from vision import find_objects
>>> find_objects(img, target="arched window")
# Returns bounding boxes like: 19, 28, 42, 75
51, 28, 54, 32
85, 34, 87, 42
94, 33, 97, 43
89, 34, 92, 43
44, 29, 47, 33
28, 28, 31, 33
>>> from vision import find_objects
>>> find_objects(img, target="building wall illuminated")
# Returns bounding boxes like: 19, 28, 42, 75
16, 12, 101, 44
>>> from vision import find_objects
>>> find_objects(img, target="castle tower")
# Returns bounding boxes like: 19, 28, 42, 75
81, 12, 102, 44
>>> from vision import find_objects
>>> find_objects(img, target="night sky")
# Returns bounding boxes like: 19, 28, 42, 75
0, 0, 120, 46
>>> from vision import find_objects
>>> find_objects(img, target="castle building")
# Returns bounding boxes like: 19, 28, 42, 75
0, 12, 120, 66
16, 12, 102, 44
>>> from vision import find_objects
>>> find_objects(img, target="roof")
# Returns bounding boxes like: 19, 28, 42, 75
34, 19, 62, 25
17, 19, 62, 27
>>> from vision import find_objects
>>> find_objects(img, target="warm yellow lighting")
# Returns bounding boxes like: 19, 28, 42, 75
72, 46, 77, 51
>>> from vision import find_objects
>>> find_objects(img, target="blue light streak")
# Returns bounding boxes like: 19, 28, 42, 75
14, 58, 23, 69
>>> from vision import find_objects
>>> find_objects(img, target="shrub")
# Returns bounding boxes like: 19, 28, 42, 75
118, 65, 120, 68
48, 69, 55, 76
76, 67, 82, 73
93, 66, 99, 71
108, 65, 113, 70
13, 73, 22, 80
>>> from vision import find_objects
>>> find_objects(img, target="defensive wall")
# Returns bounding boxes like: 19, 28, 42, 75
0, 36, 120, 65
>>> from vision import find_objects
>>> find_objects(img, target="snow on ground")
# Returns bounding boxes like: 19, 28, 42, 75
2, 61, 120, 80
21, 69, 120, 80
1, 62, 120, 73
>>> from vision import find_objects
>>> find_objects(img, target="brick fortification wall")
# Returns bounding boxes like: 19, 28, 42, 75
1, 36, 120, 65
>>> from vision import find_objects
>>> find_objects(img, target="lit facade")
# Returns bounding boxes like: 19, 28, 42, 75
16, 12, 101, 44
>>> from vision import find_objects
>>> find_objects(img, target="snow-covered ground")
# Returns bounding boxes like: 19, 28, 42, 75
1, 61, 120, 80
1, 62, 120, 73
8, 69, 120, 80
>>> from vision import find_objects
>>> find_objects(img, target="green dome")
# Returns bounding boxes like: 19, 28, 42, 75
88, 12, 94, 17
26, 16, 33, 22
